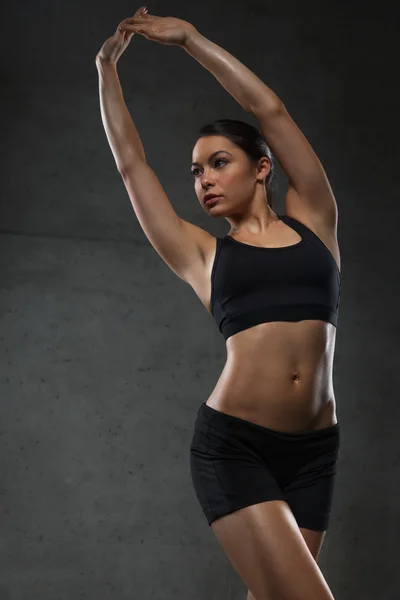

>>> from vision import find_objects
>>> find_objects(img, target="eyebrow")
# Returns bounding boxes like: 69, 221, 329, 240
191, 150, 233, 167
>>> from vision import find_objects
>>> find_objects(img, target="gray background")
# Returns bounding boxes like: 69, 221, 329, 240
1, 0, 399, 598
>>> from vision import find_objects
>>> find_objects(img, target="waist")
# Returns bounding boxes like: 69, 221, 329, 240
207, 321, 337, 432
206, 385, 337, 433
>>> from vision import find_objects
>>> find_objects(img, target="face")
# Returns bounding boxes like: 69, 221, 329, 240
191, 135, 270, 217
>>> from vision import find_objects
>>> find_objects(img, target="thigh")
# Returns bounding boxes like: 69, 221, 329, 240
246, 528, 327, 600
283, 455, 339, 533
300, 527, 327, 562
283, 424, 340, 533
211, 499, 335, 600
190, 410, 285, 526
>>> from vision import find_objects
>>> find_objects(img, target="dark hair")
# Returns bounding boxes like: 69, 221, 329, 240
196, 118, 277, 208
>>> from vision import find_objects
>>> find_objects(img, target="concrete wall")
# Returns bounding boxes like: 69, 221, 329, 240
1, 1, 398, 598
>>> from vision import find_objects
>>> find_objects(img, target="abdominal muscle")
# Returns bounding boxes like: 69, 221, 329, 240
206, 319, 338, 433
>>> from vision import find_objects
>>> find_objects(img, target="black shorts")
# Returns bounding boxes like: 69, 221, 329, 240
190, 403, 340, 531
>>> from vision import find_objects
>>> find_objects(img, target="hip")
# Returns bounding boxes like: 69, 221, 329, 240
192, 401, 340, 469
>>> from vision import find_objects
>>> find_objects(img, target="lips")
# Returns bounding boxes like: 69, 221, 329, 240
204, 194, 222, 205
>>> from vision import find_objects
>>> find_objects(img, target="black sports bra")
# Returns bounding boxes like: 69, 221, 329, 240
210, 214, 341, 341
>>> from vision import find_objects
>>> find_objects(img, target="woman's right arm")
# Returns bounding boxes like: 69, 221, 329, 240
96, 56, 212, 282
96, 57, 146, 169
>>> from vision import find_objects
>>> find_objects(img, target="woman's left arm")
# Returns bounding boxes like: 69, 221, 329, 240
183, 30, 281, 115
183, 30, 338, 231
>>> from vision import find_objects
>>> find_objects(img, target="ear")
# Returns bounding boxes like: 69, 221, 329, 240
256, 156, 271, 182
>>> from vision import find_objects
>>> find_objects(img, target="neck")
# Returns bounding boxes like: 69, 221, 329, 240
228, 211, 279, 237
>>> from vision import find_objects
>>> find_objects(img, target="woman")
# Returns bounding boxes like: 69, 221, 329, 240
96, 8, 342, 600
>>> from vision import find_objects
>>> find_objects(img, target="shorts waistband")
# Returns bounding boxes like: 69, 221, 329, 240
198, 402, 340, 441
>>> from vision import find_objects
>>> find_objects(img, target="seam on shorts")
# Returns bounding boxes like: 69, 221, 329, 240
204, 419, 234, 512
192, 419, 230, 511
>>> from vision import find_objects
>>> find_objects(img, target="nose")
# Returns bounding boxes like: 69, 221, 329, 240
200, 174, 216, 188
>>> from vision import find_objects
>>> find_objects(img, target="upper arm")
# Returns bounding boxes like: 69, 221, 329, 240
252, 102, 338, 234
120, 162, 209, 281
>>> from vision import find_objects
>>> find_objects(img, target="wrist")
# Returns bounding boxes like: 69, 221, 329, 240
181, 26, 203, 50
96, 55, 118, 70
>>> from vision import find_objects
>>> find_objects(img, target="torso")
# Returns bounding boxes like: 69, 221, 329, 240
187, 212, 341, 434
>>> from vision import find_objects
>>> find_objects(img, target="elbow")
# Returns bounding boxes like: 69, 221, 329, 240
250, 95, 285, 119
119, 159, 148, 179
117, 153, 147, 176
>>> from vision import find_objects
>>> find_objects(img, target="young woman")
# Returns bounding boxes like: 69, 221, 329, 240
96, 8, 342, 600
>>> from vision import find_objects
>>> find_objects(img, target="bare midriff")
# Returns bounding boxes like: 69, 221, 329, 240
206, 319, 338, 433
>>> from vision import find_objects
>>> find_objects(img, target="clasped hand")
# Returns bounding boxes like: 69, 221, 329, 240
96, 6, 197, 65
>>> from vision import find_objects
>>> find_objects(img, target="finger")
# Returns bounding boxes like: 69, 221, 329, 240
117, 20, 137, 33
118, 24, 142, 35
118, 6, 147, 31
119, 18, 149, 35
125, 13, 156, 25
134, 6, 148, 17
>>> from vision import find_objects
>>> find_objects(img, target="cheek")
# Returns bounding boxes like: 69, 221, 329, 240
227, 171, 246, 191
226, 165, 246, 183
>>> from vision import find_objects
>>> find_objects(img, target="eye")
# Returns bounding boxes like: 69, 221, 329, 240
191, 158, 227, 177
215, 158, 227, 168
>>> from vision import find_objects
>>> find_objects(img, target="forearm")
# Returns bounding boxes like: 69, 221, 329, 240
182, 29, 282, 116
96, 58, 146, 172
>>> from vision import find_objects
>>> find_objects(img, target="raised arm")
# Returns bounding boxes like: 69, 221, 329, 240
182, 29, 338, 233
119, 11, 338, 233
95, 16, 212, 282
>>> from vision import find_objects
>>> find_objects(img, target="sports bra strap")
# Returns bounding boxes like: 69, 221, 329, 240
280, 214, 328, 250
